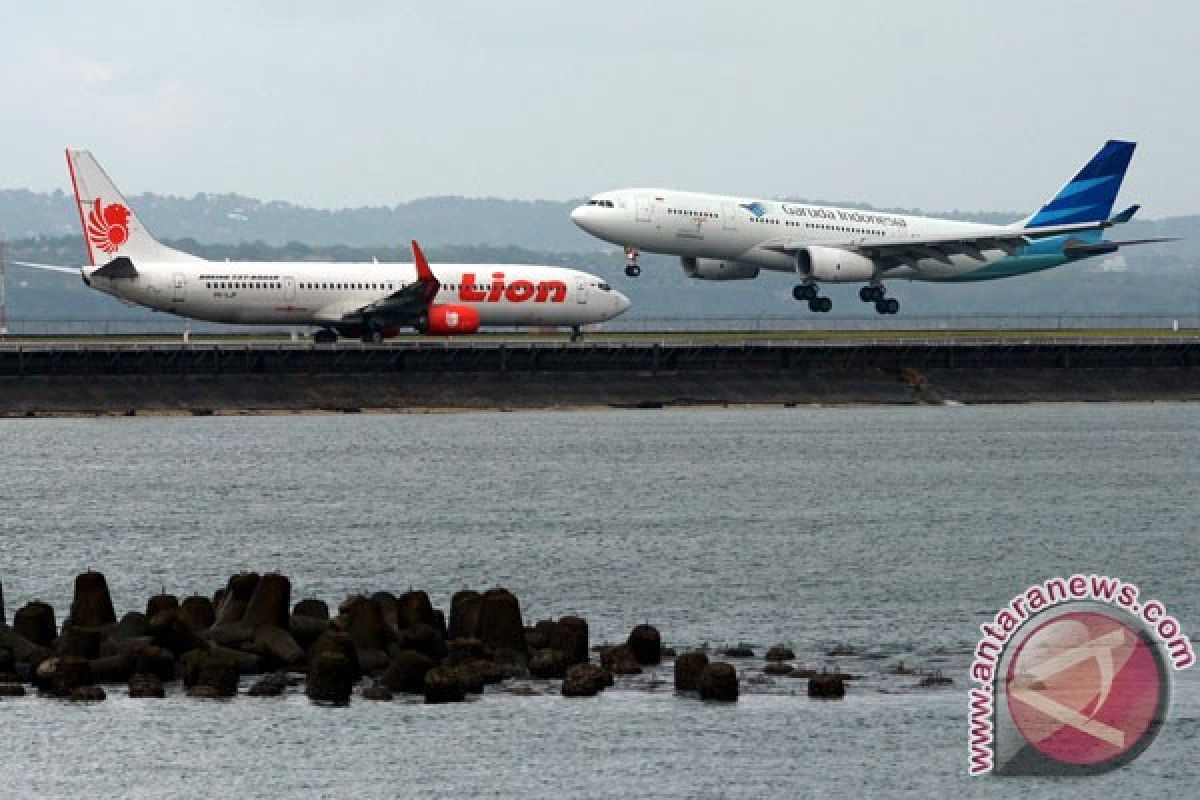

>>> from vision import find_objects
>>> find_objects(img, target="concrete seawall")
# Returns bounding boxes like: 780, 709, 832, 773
2, 339, 1199, 414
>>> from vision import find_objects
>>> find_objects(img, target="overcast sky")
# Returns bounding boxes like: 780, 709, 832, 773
3, 1, 1198, 216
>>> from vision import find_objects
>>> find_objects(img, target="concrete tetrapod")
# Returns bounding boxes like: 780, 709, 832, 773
698, 662, 738, 702
673, 652, 709, 692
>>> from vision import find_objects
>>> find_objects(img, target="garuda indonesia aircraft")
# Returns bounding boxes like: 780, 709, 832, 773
570, 140, 1171, 314
17, 150, 630, 342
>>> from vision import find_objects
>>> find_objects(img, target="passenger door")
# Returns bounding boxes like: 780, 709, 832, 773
636, 194, 653, 223
172, 273, 186, 304
576, 277, 587, 304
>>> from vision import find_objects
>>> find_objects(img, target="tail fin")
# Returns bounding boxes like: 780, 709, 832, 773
66, 149, 200, 266
1022, 140, 1135, 229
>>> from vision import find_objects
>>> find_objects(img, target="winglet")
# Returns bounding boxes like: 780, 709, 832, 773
411, 240, 438, 286
1109, 204, 1140, 224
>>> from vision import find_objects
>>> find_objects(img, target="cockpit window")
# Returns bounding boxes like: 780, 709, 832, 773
586, 199, 615, 208
598, 282, 612, 291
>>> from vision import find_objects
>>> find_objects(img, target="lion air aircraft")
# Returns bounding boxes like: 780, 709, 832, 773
571, 140, 1172, 314
18, 150, 630, 342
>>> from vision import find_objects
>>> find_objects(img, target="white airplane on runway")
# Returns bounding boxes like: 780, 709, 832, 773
570, 140, 1172, 314
16, 150, 630, 342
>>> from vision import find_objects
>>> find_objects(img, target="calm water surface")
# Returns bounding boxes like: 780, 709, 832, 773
1, 405, 1197, 798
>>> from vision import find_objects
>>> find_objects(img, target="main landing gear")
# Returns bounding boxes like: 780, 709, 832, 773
859, 285, 899, 315
624, 246, 641, 277
313, 328, 339, 344
360, 320, 385, 343
793, 283, 832, 313
569, 325, 583, 343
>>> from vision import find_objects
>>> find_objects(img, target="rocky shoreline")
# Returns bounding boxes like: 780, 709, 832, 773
0, 571, 856, 707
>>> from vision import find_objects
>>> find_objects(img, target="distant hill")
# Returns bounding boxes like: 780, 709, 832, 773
0, 189, 601, 251
0, 187, 1104, 250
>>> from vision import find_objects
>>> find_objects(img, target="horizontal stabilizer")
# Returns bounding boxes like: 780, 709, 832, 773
1063, 237, 1178, 259
91, 256, 138, 279
12, 261, 80, 274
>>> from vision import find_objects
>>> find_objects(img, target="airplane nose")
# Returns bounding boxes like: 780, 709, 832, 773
570, 205, 591, 230
614, 290, 632, 314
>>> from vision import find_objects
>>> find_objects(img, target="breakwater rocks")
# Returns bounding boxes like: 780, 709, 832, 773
0, 572, 944, 707
0, 572, 719, 706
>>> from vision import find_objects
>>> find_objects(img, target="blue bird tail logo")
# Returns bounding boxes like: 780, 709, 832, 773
739, 201, 767, 218
1027, 140, 1136, 228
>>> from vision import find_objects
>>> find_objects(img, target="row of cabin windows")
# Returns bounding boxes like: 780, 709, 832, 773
299, 282, 396, 291
750, 217, 887, 236
205, 280, 601, 294
801, 222, 887, 236
206, 281, 401, 291
669, 209, 717, 218
206, 281, 282, 289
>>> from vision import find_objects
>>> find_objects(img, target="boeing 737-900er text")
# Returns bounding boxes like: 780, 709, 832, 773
570, 140, 1172, 314
16, 150, 630, 342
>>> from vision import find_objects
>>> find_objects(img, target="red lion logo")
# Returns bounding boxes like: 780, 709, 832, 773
86, 199, 131, 254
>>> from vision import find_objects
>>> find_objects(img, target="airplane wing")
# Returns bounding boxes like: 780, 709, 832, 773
336, 240, 441, 327
11, 261, 81, 275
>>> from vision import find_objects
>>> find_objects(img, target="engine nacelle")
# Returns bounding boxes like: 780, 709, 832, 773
795, 246, 878, 283
681, 257, 760, 281
419, 304, 481, 335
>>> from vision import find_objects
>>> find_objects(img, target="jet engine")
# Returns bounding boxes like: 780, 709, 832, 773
680, 257, 760, 280
419, 304, 481, 335
795, 247, 878, 282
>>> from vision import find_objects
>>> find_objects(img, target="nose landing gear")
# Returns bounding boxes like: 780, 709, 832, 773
860, 285, 899, 315
624, 246, 641, 277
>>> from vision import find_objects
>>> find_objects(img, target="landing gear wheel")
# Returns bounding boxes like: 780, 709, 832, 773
861, 286, 886, 303
369, 330, 384, 343
314, 329, 338, 344
623, 246, 641, 277
808, 296, 832, 313
793, 284, 817, 301
884, 297, 899, 315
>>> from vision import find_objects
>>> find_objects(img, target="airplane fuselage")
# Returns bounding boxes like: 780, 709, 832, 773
571, 190, 1072, 283
86, 261, 628, 327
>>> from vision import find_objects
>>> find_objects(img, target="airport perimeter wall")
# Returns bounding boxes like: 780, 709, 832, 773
1, 339, 1199, 414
